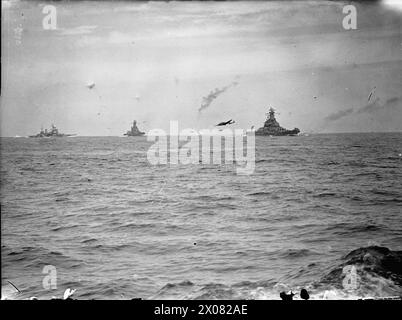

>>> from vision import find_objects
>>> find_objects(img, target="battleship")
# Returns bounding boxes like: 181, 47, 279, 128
255, 108, 300, 136
29, 124, 76, 138
124, 120, 145, 136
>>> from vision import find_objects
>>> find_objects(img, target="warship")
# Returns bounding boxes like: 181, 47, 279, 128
124, 120, 145, 136
255, 108, 300, 136
29, 124, 76, 138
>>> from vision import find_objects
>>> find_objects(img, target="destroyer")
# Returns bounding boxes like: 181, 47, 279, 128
29, 124, 76, 138
124, 120, 145, 136
255, 108, 300, 136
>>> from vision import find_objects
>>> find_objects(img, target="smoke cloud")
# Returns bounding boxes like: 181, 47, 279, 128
324, 108, 354, 121
325, 96, 401, 122
357, 96, 401, 114
198, 81, 238, 112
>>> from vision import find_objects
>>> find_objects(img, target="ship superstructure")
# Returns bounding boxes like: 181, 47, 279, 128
29, 124, 76, 138
255, 108, 300, 136
124, 120, 145, 136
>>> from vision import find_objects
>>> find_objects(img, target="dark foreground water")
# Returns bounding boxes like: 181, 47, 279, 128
1, 133, 401, 300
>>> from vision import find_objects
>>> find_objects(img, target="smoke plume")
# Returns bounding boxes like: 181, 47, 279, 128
324, 108, 354, 121
198, 81, 238, 113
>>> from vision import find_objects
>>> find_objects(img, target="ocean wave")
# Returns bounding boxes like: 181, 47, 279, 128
151, 246, 402, 300
246, 191, 272, 197
2, 245, 84, 271
161, 280, 194, 290
82, 242, 134, 252
317, 246, 402, 297
81, 238, 98, 244
344, 161, 368, 168
50, 224, 79, 232
255, 159, 272, 163
371, 189, 400, 197
313, 192, 338, 198
278, 248, 317, 259
324, 223, 385, 235
319, 161, 340, 166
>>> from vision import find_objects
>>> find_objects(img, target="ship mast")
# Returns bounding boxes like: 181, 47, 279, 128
266, 107, 276, 120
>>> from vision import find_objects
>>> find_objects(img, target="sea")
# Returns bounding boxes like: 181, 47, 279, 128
1, 133, 401, 300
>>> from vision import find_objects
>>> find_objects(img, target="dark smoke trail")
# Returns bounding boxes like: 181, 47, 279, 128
198, 81, 238, 113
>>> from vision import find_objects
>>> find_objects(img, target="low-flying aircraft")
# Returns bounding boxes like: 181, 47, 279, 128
86, 81, 95, 89
216, 119, 235, 126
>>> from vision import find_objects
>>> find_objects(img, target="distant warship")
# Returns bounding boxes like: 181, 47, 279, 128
29, 124, 76, 138
124, 120, 145, 136
255, 108, 300, 136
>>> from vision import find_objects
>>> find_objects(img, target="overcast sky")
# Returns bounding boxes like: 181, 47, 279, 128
1, 0, 401, 136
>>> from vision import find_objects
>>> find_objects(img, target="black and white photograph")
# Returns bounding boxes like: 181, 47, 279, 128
1, 0, 401, 307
